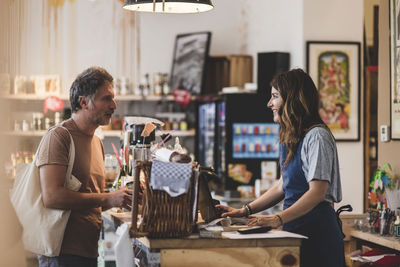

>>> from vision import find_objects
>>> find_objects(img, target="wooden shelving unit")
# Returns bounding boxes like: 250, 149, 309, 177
350, 229, 400, 251
99, 129, 195, 138
0, 94, 194, 102
0, 94, 69, 101
0, 130, 47, 136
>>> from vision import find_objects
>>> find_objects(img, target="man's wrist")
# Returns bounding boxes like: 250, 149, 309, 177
100, 193, 110, 209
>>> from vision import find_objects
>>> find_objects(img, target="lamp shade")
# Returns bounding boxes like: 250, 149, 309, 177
123, 0, 214, 14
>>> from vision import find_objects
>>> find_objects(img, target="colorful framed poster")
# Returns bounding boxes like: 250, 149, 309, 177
390, 0, 400, 139
306, 41, 361, 141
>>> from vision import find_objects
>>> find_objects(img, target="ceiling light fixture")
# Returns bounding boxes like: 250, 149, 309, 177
123, 0, 214, 14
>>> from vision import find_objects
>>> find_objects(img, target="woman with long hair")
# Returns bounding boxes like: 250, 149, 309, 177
216, 69, 344, 267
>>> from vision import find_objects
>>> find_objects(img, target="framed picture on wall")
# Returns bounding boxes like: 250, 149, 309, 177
170, 32, 211, 95
306, 41, 361, 141
390, 0, 400, 139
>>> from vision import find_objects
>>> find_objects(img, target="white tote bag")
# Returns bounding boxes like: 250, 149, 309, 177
10, 126, 82, 257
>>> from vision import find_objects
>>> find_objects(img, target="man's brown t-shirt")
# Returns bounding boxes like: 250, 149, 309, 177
36, 119, 105, 258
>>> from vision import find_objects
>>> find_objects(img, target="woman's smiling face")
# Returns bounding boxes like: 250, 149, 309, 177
267, 86, 283, 123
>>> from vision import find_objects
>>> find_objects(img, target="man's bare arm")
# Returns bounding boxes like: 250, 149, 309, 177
40, 164, 132, 210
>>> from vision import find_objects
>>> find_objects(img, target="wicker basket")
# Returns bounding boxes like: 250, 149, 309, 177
130, 161, 198, 238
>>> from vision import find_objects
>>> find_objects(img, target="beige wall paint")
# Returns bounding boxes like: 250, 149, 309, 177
303, 0, 365, 213
378, 0, 400, 176
3, 0, 368, 213
365, 0, 380, 46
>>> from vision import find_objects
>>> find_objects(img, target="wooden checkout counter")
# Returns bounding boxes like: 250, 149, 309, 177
103, 211, 302, 267
103, 212, 400, 267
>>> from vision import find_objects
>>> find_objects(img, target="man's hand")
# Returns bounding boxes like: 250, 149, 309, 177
103, 186, 133, 211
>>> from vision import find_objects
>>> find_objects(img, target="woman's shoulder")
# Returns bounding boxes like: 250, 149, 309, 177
304, 126, 335, 144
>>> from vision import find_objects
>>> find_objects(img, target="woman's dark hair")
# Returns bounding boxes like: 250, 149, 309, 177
270, 68, 322, 166
69, 66, 113, 112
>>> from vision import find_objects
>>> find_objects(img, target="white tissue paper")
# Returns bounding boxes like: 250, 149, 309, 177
154, 148, 173, 162
114, 223, 134, 267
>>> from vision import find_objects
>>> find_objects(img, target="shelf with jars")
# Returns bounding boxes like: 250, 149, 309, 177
0, 93, 197, 102
0, 93, 69, 101
1, 129, 195, 138
1, 73, 198, 181
3, 73, 196, 137
1, 91, 196, 136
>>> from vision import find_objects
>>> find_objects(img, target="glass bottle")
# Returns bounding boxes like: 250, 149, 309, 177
395, 215, 400, 238
112, 163, 127, 190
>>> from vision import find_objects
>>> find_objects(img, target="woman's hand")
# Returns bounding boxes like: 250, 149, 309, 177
215, 204, 246, 218
247, 215, 282, 228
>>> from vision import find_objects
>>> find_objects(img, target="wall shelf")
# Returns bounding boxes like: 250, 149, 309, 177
161, 129, 195, 137
101, 129, 196, 137
0, 94, 194, 102
1, 129, 196, 138
1, 130, 47, 136
0, 94, 69, 101
350, 229, 400, 251
115, 95, 175, 101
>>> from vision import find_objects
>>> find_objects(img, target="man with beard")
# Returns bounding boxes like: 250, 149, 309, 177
36, 67, 132, 267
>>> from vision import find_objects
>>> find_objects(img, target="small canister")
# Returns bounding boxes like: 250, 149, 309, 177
395, 216, 400, 238
172, 120, 179, 131
179, 120, 188, 131
22, 120, 29, 132
45, 117, 51, 130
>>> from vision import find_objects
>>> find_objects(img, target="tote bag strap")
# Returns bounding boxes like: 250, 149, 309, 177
33, 125, 75, 183
56, 126, 75, 182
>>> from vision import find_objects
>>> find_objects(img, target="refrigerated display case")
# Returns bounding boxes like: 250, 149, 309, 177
196, 92, 280, 191
197, 102, 216, 168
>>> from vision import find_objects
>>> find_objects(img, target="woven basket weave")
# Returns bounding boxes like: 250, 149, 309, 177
130, 161, 198, 238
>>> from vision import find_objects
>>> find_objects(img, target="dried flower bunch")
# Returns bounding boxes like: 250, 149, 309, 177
370, 163, 394, 194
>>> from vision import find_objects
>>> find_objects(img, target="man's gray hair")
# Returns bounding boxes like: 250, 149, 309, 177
69, 67, 113, 112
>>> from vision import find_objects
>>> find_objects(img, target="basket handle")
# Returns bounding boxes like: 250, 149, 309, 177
130, 163, 141, 235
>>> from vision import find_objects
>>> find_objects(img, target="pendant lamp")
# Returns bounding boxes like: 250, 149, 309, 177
123, 0, 214, 14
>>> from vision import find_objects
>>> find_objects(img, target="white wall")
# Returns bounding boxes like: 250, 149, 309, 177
304, 0, 365, 213
138, 0, 303, 82
12, 0, 138, 92
140, 0, 365, 212
244, 0, 303, 71
8, 0, 365, 213
138, 0, 244, 76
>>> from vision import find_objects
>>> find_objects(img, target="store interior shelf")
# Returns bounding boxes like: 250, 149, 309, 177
350, 229, 400, 251
1, 130, 48, 136
0, 94, 194, 101
160, 129, 196, 137
102, 129, 196, 137
0, 94, 69, 101
115, 95, 175, 101
1, 129, 196, 137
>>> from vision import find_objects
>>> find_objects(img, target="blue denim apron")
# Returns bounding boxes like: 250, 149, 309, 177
280, 138, 344, 267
